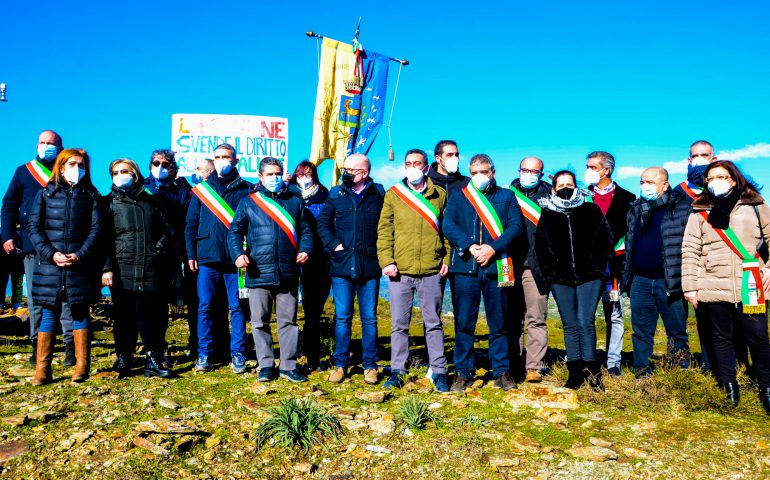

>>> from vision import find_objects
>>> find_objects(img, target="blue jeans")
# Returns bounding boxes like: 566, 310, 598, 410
551, 280, 602, 362
40, 305, 88, 333
452, 272, 510, 378
197, 264, 246, 357
331, 276, 379, 370
602, 297, 624, 368
630, 276, 689, 369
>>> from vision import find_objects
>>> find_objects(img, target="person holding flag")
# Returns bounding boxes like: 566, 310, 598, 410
1, 130, 76, 368
535, 170, 613, 390
443, 154, 524, 392
509, 157, 552, 383
682, 160, 770, 412
621, 167, 691, 378
377, 148, 450, 392
185, 143, 252, 374
228, 157, 314, 383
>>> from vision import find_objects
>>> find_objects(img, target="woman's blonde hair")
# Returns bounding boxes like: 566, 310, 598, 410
109, 158, 144, 185
51, 148, 92, 187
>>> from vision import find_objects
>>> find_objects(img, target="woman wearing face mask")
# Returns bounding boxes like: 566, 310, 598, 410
534, 170, 613, 390
102, 159, 174, 378
289, 161, 331, 371
682, 160, 770, 412
26, 148, 103, 385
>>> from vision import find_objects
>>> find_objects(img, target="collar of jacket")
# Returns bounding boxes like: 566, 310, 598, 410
427, 162, 464, 183
510, 178, 552, 198
691, 188, 764, 211
111, 183, 145, 201
48, 181, 92, 194
340, 178, 374, 196
400, 177, 438, 197
209, 170, 243, 191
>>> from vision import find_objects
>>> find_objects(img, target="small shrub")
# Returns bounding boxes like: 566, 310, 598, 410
398, 395, 437, 430
458, 414, 489, 428
255, 398, 343, 453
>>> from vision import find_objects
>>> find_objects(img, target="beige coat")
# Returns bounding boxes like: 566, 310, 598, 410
682, 189, 770, 303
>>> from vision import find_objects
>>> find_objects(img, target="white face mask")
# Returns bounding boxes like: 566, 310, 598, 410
584, 168, 601, 186
443, 156, 459, 174
471, 173, 490, 191
707, 179, 732, 197
151, 165, 170, 180
63, 165, 85, 185
113, 173, 134, 189
405, 166, 425, 185
214, 160, 232, 176
297, 177, 313, 189
640, 184, 660, 201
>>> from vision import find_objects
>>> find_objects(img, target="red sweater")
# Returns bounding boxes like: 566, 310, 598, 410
593, 188, 615, 216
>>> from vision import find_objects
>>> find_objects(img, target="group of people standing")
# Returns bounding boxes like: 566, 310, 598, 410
2, 132, 769, 413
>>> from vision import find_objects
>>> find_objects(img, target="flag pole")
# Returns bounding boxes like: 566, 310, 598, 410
305, 31, 410, 65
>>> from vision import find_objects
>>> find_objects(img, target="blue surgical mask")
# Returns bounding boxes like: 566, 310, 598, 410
214, 160, 232, 176
190, 173, 202, 185
262, 175, 283, 193
519, 173, 539, 189
640, 184, 660, 201
151, 165, 170, 180
37, 144, 58, 161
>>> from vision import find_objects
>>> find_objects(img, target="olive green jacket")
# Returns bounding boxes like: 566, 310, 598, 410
377, 178, 449, 275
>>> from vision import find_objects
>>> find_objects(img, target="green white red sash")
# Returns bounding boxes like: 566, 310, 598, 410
679, 181, 703, 201
191, 182, 235, 228
25, 160, 51, 187
390, 183, 439, 233
699, 211, 766, 314
461, 183, 515, 287
614, 236, 625, 256
510, 187, 541, 225
249, 192, 298, 250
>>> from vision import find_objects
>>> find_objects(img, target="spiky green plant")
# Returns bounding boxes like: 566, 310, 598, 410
255, 398, 343, 453
459, 414, 489, 428
398, 396, 437, 430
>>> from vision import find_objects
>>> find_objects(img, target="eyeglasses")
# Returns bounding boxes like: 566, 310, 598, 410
111, 169, 131, 176
705, 174, 731, 183
519, 168, 542, 175
151, 160, 171, 168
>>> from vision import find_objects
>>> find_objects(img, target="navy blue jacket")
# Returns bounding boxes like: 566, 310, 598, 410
290, 184, 330, 277
185, 171, 251, 269
2, 157, 56, 254
228, 184, 314, 288
442, 180, 525, 277
317, 181, 385, 279
144, 175, 191, 262
510, 178, 552, 294
26, 182, 103, 308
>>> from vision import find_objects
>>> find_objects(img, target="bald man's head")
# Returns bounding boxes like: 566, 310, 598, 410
640, 166, 670, 199
520, 156, 544, 173
342, 153, 371, 189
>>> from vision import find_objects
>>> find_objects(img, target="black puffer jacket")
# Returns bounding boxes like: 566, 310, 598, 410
535, 201, 613, 286
228, 184, 314, 288
26, 182, 103, 308
621, 188, 692, 297
317, 181, 385, 279
103, 184, 173, 292
510, 179, 552, 294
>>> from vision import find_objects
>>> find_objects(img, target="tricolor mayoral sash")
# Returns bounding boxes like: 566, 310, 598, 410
462, 183, 515, 287
249, 192, 298, 250
679, 181, 703, 201
191, 182, 235, 228
26, 160, 51, 187
390, 183, 440, 232
509, 187, 541, 226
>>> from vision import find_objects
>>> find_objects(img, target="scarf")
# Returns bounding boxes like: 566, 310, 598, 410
639, 190, 670, 230
538, 188, 587, 213
592, 182, 616, 196
707, 188, 741, 230
300, 183, 320, 200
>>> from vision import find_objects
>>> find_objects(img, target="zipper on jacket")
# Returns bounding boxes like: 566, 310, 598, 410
350, 191, 358, 278
566, 213, 577, 279
62, 189, 71, 293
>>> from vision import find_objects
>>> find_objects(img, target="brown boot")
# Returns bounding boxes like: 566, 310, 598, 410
32, 332, 55, 386
71, 329, 90, 382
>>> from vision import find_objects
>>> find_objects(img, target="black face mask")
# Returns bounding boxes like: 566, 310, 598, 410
341, 171, 357, 188
555, 187, 574, 200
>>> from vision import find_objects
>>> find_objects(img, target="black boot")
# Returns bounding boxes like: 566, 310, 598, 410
564, 360, 584, 390
29, 338, 37, 367
722, 382, 740, 407
759, 387, 770, 414
585, 361, 604, 392
144, 351, 171, 378
64, 337, 76, 367
113, 354, 133, 378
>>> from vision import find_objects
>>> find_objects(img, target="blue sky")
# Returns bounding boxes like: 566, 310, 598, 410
1, 0, 769, 197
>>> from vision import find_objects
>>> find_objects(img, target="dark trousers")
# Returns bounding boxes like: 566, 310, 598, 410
692, 299, 714, 371
700, 302, 770, 388
112, 288, 167, 354
300, 262, 332, 364
551, 280, 602, 362
452, 271, 513, 379
0, 252, 23, 304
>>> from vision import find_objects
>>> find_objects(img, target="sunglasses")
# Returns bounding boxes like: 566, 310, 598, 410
111, 169, 132, 176
151, 160, 171, 168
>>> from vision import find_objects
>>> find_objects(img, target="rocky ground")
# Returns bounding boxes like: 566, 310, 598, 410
0, 298, 768, 479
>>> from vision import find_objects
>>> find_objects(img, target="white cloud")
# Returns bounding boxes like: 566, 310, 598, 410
717, 143, 770, 161
370, 163, 404, 187
616, 166, 646, 179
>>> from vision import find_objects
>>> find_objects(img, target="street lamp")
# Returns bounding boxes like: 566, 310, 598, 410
0, 83, 7, 102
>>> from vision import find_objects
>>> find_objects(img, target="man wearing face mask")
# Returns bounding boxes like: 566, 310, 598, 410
427, 140, 468, 197
228, 157, 314, 383
190, 158, 215, 185
674, 140, 718, 203
377, 149, 450, 392
185, 143, 252, 374
443, 154, 524, 392
621, 167, 691, 378
1, 130, 76, 367
509, 157, 552, 383
584, 151, 636, 376
317, 154, 385, 385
